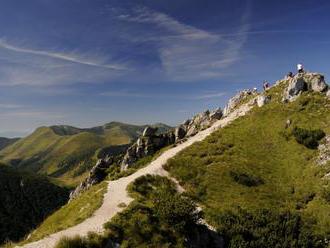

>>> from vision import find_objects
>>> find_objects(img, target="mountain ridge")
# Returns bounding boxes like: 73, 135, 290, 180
0, 122, 172, 187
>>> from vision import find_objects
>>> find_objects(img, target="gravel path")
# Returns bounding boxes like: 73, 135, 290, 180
19, 102, 253, 248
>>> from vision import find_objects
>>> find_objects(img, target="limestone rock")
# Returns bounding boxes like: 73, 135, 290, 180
283, 76, 306, 102
326, 90, 330, 98
121, 107, 223, 170
209, 108, 223, 120
304, 73, 328, 92
175, 126, 186, 141
283, 73, 329, 102
257, 95, 271, 107
69, 156, 113, 200
142, 126, 158, 137
223, 89, 256, 116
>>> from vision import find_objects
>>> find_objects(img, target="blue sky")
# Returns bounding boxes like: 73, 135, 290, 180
0, 0, 330, 137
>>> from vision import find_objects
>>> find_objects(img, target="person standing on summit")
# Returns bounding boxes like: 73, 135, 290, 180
297, 63, 304, 73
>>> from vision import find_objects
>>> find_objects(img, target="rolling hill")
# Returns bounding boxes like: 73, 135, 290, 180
0, 122, 172, 187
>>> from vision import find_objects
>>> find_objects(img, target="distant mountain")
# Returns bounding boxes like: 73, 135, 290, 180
0, 137, 20, 151
0, 165, 68, 244
0, 122, 172, 187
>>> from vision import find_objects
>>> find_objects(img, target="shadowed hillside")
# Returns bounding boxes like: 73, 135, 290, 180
0, 165, 69, 245
0, 137, 19, 151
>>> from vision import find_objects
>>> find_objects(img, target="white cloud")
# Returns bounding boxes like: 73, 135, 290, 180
0, 103, 23, 109
0, 39, 126, 70
0, 39, 129, 86
118, 6, 250, 81
100, 90, 226, 100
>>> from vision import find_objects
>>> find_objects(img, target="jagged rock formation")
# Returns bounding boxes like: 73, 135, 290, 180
318, 135, 330, 166
283, 73, 328, 102
121, 108, 223, 170
120, 128, 175, 170
69, 157, 113, 200
223, 89, 257, 116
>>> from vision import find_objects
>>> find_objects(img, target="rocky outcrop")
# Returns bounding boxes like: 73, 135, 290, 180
69, 156, 113, 200
223, 89, 257, 116
317, 135, 330, 166
283, 73, 328, 102
121, 108, 223, 170
120, 127, 175, 170
183, 109, 223, 137
256, 95, 271, 107
327, 90, 330, 99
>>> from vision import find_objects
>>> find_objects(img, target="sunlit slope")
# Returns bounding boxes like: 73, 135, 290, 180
0, 122, 171, 186
166, 85, 330, 245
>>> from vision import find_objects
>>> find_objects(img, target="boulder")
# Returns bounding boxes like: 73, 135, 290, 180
142, 126, 158, 137
283, 73, 329, 102
326, 90, 330, 98
256, 95, 271, 107
175, 126, 186, 141
303, 73, 328, 92
283, 76, 306, 102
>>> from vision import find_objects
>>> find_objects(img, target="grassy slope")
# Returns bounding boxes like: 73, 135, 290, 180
0, 165, 69, 245
0, 122, 171, 187
20, 181, 107, 244
165, 82, 330, 244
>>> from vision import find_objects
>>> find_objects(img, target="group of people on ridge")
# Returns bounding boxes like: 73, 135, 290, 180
262, 63, 305, 91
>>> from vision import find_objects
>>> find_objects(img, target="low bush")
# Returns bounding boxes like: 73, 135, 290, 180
229, 171, 264, 187
55, 233, 107, 248
292, 127, 325, 149
214, 208, 326, 248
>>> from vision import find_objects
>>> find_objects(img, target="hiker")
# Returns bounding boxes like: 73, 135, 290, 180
287, 71, 294, 79
297, 63, 304, 73
263, 81, 270, 91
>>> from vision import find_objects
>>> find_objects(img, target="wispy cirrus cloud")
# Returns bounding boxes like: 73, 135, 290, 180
101, 90, 226, 100
0, 39, 126, 70
118, 6, 250, 81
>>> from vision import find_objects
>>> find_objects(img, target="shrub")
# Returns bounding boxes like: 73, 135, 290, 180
229, 171, 264, 187
153, 190, 201, 233
55, 233, 107, 248
292, 127, 325, 149
215, 208, 325, 248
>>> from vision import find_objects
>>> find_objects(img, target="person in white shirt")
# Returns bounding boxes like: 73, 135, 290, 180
297, 64, 304, 73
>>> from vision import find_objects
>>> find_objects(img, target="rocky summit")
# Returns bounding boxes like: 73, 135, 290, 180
283, 72, 328, 102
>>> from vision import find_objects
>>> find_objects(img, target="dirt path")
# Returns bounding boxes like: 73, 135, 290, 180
19, 102, 253, 248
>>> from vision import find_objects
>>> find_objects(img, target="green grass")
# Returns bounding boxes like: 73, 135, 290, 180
164, 91, 330, 246
20, 181, 107, 244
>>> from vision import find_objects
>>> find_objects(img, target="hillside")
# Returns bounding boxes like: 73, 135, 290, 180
0, 122, 171, 187
42, 72, 330, 248
0, 137, 19, 151
0, 165, 68, 245
165, 75, 330, 247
